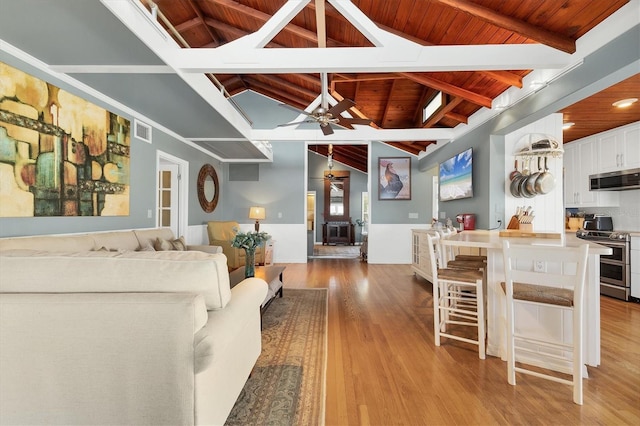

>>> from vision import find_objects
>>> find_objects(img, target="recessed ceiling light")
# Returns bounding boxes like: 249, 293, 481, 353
612, 98, 638, 108
562, 122, 575, 130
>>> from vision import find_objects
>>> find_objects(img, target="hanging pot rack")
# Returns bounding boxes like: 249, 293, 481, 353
513, 133, 564, 158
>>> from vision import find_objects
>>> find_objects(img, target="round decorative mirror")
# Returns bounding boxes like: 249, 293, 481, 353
197, 164, 219, 213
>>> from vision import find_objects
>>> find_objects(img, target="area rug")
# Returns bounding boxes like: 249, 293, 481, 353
226, 289, 328, 426
311, 244, 361, 259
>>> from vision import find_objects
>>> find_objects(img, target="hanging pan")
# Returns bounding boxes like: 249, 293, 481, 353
524, 156, 542, 197
510, 159, 524, 197
535, 156, 556, 194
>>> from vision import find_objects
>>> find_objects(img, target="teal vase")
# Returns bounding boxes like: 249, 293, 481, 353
244, 248, 256, 278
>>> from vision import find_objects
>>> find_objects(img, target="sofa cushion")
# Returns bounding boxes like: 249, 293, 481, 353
0, 250, 232, 310
154, 236, 187, 251
135, 228, 176, 249
91, 230, 141, 251
0, 235, 95, 252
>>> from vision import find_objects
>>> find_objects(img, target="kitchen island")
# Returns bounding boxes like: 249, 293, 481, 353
420, 230, 612, 373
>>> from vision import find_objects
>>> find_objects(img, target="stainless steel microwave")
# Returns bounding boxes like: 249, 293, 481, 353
589, 168, 640, 191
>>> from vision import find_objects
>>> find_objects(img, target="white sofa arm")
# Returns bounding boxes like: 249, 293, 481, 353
0, 292, 207, 426
194, 278, 267, 425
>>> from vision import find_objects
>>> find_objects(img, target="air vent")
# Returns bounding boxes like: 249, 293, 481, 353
134, 119, 152, 144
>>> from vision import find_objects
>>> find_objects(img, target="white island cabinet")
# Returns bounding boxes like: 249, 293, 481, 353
439, 230, 611, 372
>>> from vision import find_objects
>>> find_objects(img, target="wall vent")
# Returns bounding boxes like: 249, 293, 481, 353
134, 119, 152, 144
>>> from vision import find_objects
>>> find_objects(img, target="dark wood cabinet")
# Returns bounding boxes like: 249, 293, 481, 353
323, 221, 355, 245
322, 170, 354, 245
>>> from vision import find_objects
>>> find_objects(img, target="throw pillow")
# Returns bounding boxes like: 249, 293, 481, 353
154, 236, 187, 251
137, 243, 156, 252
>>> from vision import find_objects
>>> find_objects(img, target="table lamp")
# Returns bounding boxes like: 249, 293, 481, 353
249, 206, 266, 232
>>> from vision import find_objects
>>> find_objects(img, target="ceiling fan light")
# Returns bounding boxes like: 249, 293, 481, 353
612, 98, 638, 108
562, 122, 575, 130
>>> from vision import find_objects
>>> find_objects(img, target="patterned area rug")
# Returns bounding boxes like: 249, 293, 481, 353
226, 289, 328, 426
311, 244, 361, 259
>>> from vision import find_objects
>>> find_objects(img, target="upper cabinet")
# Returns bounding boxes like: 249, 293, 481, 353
564, 137, 619, 208
597, 123, 640, 172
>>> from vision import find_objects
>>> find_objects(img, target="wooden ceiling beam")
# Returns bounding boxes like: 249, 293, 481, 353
385, 141, 432, 156
399, 73, 492, 108
431, 0, 576, 53
376, 22, 525, 88
445, 111, 468, 124
381, 80, 397, 127
330, 90, 381, 129
315, 0, 327, 48
483, 71, 523, 88
174, 17, 201, 33
208, 0, 346, 47
185, 0, 222, 46
422, 96, 464, 128
203, 18, 282, 48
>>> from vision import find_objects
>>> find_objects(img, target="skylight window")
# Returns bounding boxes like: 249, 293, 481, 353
422, 92, 444, 122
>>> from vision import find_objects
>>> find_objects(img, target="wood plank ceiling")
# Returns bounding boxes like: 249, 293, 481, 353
145, 0, 631, 173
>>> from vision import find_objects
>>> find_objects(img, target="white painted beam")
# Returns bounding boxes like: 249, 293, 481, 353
166, 44, 570, 74
248, 126, 454, 142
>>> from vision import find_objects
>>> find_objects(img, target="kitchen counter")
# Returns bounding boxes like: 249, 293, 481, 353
442, 230, 611, 373
444, 229, 612, 254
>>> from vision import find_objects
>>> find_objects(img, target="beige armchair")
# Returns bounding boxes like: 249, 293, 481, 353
207, 221, 265, 270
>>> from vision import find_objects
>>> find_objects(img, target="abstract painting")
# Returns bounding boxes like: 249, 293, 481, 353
0, 62, 130, 217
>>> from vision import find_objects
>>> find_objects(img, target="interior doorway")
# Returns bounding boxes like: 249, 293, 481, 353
156, 151, 188, 238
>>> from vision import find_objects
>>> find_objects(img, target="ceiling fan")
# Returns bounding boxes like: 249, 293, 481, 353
278, 73, 372, 135
309, 144, 343, 182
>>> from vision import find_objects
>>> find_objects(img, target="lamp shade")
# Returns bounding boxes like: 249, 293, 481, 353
249, 206, 266, 220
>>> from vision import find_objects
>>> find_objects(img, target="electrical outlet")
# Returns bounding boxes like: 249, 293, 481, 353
534, 261, 545, 272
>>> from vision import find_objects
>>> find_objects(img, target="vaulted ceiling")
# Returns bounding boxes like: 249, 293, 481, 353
144, 0, 632, 172
0, 0, 635, 175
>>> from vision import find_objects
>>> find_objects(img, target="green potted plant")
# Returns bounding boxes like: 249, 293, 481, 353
231, 229, 271, 278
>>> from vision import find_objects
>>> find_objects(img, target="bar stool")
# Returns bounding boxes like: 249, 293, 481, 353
438, 228, 487, 266
425, 233, 486, 359
501, 240, 589, 405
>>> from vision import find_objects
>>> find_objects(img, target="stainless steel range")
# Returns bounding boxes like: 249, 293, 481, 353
576, 228, 631, 301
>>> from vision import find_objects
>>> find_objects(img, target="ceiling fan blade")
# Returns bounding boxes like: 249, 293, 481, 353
320, 123, 334, 135
327, 98, 355, 116
335, 116, 372, 130
343, 117, 373, 125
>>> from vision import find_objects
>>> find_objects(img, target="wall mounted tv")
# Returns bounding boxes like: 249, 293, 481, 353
439, 148, 473, 201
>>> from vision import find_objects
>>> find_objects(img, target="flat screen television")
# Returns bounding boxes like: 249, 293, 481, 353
439, 148, 473, 201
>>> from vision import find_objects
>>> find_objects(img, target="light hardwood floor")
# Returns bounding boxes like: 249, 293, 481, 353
281, 258, 640, 425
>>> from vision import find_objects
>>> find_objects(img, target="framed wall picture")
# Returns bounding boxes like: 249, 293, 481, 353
378, 157, 411, 200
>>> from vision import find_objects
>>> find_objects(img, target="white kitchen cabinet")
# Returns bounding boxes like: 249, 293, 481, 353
564, 138, 618, 207
597, 122, 640, 172
411, 230, 433, 283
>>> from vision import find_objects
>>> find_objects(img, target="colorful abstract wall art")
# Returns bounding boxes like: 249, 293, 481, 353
0, 62, 130, 217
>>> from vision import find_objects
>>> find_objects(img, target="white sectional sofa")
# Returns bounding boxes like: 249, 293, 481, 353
0, 228, 268, 425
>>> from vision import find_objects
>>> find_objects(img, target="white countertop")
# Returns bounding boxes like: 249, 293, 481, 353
432, 229, 612, 255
